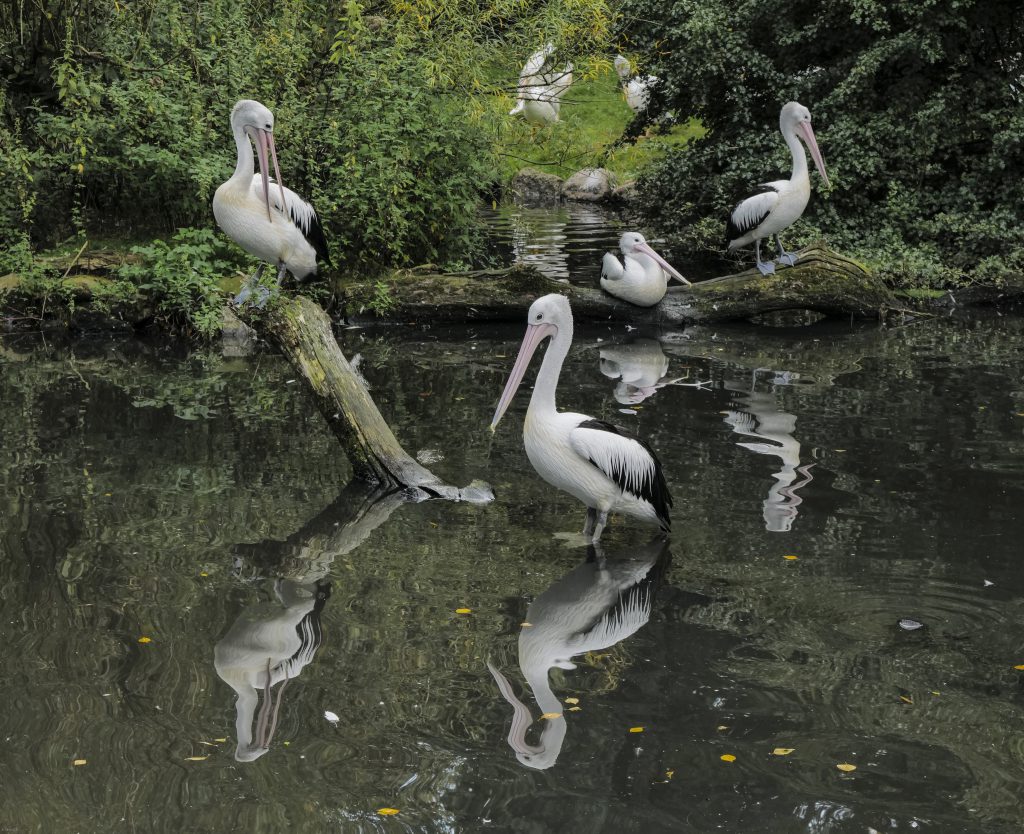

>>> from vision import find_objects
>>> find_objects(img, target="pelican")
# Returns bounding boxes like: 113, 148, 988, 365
488, 537, 669, 770
600, 232, 690, 307
613, 55, 657, 114
213, 99, 330, 307
726, 101, 830, 276
490, 294, 672, 541
510, 44, 573, 125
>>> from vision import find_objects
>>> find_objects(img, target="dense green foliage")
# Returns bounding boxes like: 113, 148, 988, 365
2, 0, 616, 279
619, 0, 1024, 285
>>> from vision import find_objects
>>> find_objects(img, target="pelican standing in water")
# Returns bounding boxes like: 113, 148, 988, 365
490, 294, 672, 541
726, 101, 830, 276
213, 99, 330, 307
601, 232, 690, 307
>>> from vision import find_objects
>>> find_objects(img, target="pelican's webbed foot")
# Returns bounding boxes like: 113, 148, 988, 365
754, 239, 776, 276
774, 235, 799, 267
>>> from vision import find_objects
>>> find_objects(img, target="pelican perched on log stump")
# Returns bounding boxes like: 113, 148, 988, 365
726, 101, 830, 276
601, 232, 690, 307
490, 294, 672, 541
213, 99, 330, 307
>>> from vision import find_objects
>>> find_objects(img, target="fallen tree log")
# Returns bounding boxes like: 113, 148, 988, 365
237, 296, 492, 502
341, 244, 900, 325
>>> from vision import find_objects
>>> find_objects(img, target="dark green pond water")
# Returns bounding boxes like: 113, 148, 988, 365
2, 311, 1023, 833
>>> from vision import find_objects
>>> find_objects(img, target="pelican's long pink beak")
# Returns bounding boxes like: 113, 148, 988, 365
253, 128, 289, 222
635, 241, 691, 286
490, 322, 556, 431
797, 121, 830, 189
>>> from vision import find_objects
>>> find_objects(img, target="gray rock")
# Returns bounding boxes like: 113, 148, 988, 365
509, 168, 564, 203
221, 305, 257, 356
562, 167, 617, 202
612, 181, 638, 204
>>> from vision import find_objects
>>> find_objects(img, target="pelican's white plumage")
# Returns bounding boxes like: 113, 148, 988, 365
213, 99, 330, 305
490, 294, 672, 541
600, 232, 690, 307
510, 44, 574, 125
613, 55, 657, 114
726, 101, 829, 276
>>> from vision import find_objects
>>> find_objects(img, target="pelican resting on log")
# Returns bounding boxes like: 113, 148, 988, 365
510, 44, 574, 125
601, 232, 690, 307
490, 294, 672, 541
726, 101, 830, 276
213, 99, 330, 307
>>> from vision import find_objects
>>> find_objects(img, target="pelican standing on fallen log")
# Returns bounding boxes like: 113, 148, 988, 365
726, 101, 830, 276
601, 232, 690, 307
490, 294, 672, 541
213, 99, 330, 307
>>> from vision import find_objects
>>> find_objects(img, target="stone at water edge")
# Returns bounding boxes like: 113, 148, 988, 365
562, 168, 616, 202
509, 168, 565, 203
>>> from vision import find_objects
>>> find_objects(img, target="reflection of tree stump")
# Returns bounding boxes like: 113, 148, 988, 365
240, 296, 490, 500
340, 244, 897, 325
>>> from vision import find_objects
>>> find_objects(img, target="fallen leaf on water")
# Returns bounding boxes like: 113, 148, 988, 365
455, 608, 471, 614
184, 756, 209, 762
283, 741, 290, 746
716, 725, 728, 731
324, 710, 340, 723
899, 695, 914, 704
720, 754, 736, 763
629, 726, 644, 734
540, 712, 563, 720
199, 572, 208, 577
564, 697, 579, 705
377, 808, 400, 816
836, 763, 857, 772
782, 555, 798, 561
73, 759, 87, 766
834, 449, 847, 452
930, 691, 940, 696
214, 738, 227, 742
137, 636, 152, 644
665, 769, 674, 779
198, 741, 218, 746
772, 748, 795, 756
520, 622, 533, 627
567, 706, 582, 712
1014, 664, 1024, 671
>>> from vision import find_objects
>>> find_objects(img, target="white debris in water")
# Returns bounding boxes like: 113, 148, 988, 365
898, 618, 924, 631
619, 409, 637, 415
416, 449, 445, 464
324, 710, 340, 724
983, 579, 994, 587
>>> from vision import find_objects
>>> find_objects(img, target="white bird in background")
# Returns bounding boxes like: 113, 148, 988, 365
726, 101, 830, 276
213, 99, 330, 307
613, 55, 657, 114
601, 232, 690, 307
490, 294, 672, 542
487, 538, 668, 770
510, 43, 574, 125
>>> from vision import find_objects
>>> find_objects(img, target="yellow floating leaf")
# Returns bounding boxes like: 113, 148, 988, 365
521, 622, 533, 627
567, 706, 582, 712
540, 712, 563, 720
104, 492, 112, 497
199, 572, 208, 577
772, 748, 795, 756
198, 741, 217, 746
716, 725, 728, 731
899, 695, 913, 704
377, 808, 400, 816
629, 726, 644, 734
836, 763, 857, 772
214, 738, 227, 743
834, 449, 847, 452
283, 741, 290, 746
73, 759, 87, 766
665, 769, 674, 779
564, 697, 579, 705
1014, 664, 1024, 671
184, 756, 209, 762
137, 636, 152, 644
782, 555, 799, 561
930, 691, 940, 696
455, 608, 471, 614
720, 754, 736, 763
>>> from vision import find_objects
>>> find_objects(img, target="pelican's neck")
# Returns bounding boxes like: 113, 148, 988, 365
529, 324, 572, 417
230, 124, 255, 186
782, 122, 808, 185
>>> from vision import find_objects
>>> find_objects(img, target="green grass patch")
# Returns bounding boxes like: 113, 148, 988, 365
492, 68, 704, 184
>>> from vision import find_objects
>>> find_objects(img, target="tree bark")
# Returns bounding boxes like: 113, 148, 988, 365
245, 296, 491, 501
340, 244, 899, 325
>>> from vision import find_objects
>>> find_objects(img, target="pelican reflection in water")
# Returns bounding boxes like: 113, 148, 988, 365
214, 578, 330, 761
723, 371, 815, 532
488, 537, 670, 770
599, 338, 710, 405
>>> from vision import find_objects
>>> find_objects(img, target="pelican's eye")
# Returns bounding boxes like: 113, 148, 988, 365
264, 122, 272, 129
535, 313, 543, 321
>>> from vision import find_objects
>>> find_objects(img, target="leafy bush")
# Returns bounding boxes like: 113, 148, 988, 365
617, 0, 1024, 286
